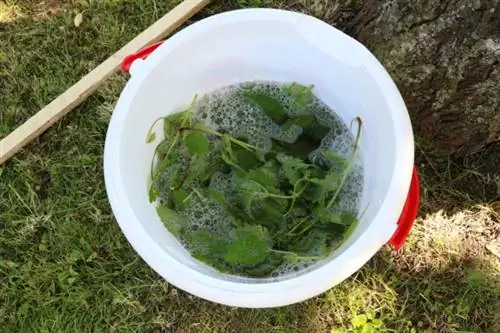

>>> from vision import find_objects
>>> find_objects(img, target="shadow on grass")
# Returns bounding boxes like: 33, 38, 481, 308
142, 250, 498, 333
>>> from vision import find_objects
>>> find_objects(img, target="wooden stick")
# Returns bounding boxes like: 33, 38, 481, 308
0, 0, 210, 165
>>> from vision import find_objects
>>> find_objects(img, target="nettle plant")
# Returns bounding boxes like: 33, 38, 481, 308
146, 83, 362, 277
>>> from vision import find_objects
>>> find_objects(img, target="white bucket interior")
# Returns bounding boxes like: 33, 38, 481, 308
105, 9, 413, 305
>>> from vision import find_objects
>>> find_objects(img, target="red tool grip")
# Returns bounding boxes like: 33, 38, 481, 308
121, 41, 164, 72
389, 167, 420, 250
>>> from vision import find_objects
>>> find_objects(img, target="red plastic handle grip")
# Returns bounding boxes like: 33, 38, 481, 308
389, 167, 420, 250
121, 41, 164, 72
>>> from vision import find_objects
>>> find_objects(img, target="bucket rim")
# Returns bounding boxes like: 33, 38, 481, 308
104, 8, 414, 308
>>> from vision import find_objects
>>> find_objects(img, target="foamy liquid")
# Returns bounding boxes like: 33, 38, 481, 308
175, 81, 364, 277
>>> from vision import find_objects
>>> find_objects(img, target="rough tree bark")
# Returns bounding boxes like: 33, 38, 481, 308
296, 0, 500, 157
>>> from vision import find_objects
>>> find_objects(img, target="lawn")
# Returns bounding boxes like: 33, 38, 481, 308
0, 1, 499, 332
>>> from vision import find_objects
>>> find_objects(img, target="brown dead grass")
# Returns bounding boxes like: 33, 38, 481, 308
393, 205, 499, 273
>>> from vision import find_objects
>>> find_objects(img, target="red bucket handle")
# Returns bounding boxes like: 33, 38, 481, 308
389, 167, 420, 250
121, 41, 164, 72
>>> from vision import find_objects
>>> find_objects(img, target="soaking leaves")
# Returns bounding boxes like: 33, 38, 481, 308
223, 225, 272, 266
156, 206, 186, 238
171, 189, 189, 210
276, 153, 312, 186
208, 190, 226, 205
234, 148, 261, 171
146, 81, 363, 277
248, 167, 279, 190
184, 132, 209, 155
283, 82, 314, 110
243, 92, 286, 124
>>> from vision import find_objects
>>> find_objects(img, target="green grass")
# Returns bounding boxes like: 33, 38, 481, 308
1, 1, 499, 332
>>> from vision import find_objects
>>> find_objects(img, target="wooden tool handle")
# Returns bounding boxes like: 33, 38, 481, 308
0, 0, 210, 165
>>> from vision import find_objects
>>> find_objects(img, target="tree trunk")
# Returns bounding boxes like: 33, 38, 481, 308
294, 0, 500, 156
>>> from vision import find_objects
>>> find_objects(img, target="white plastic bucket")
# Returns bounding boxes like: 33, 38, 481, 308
104, 9, 416, 308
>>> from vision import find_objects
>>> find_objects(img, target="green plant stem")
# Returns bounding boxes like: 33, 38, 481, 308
150, 96, 197, 180
191, 188, 204, 201
326, 117, 363, 209
172, 156, 195, 190
285, 215, 310, 236
284, 178, 309, 216
293, 219, 317, 237
145, 116, 165, 142
180, 125, 258, 152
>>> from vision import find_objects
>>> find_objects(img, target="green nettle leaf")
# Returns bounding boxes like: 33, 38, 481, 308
315, 208, 343, 225
198, 152, 225, 183
156, 206, 186, 237
220, 136, 247, 176
243, 92, 286, 124
302, 183, 326, 205
188, 231, 229, 271
163, 110, 190, 136
237, 178, 268, 217
276, 153, 311, 185
309, 173, 339, 193
184, 132, 209, 155
320, 150, 347, 170
255, 148, 267, 162
155, 138, 173, 160
148, 82, 363, 277
262, 201, 286, 220
248, 167, 279, 190
274, 137, 316, 160
208, 190, 226, 205
288, 229, 329, 258
146, 131, 156, 143
224, 225, 272, 266
234, 148, 261, 171
305, 124, 331, 143
189, 230, 226, 257
185, 154, 210, 185
283, 82, 314, 109
171, 189, 189, 210
243, 252, 283, 277
284, 115, 315, 128
340, 212, 358, 226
